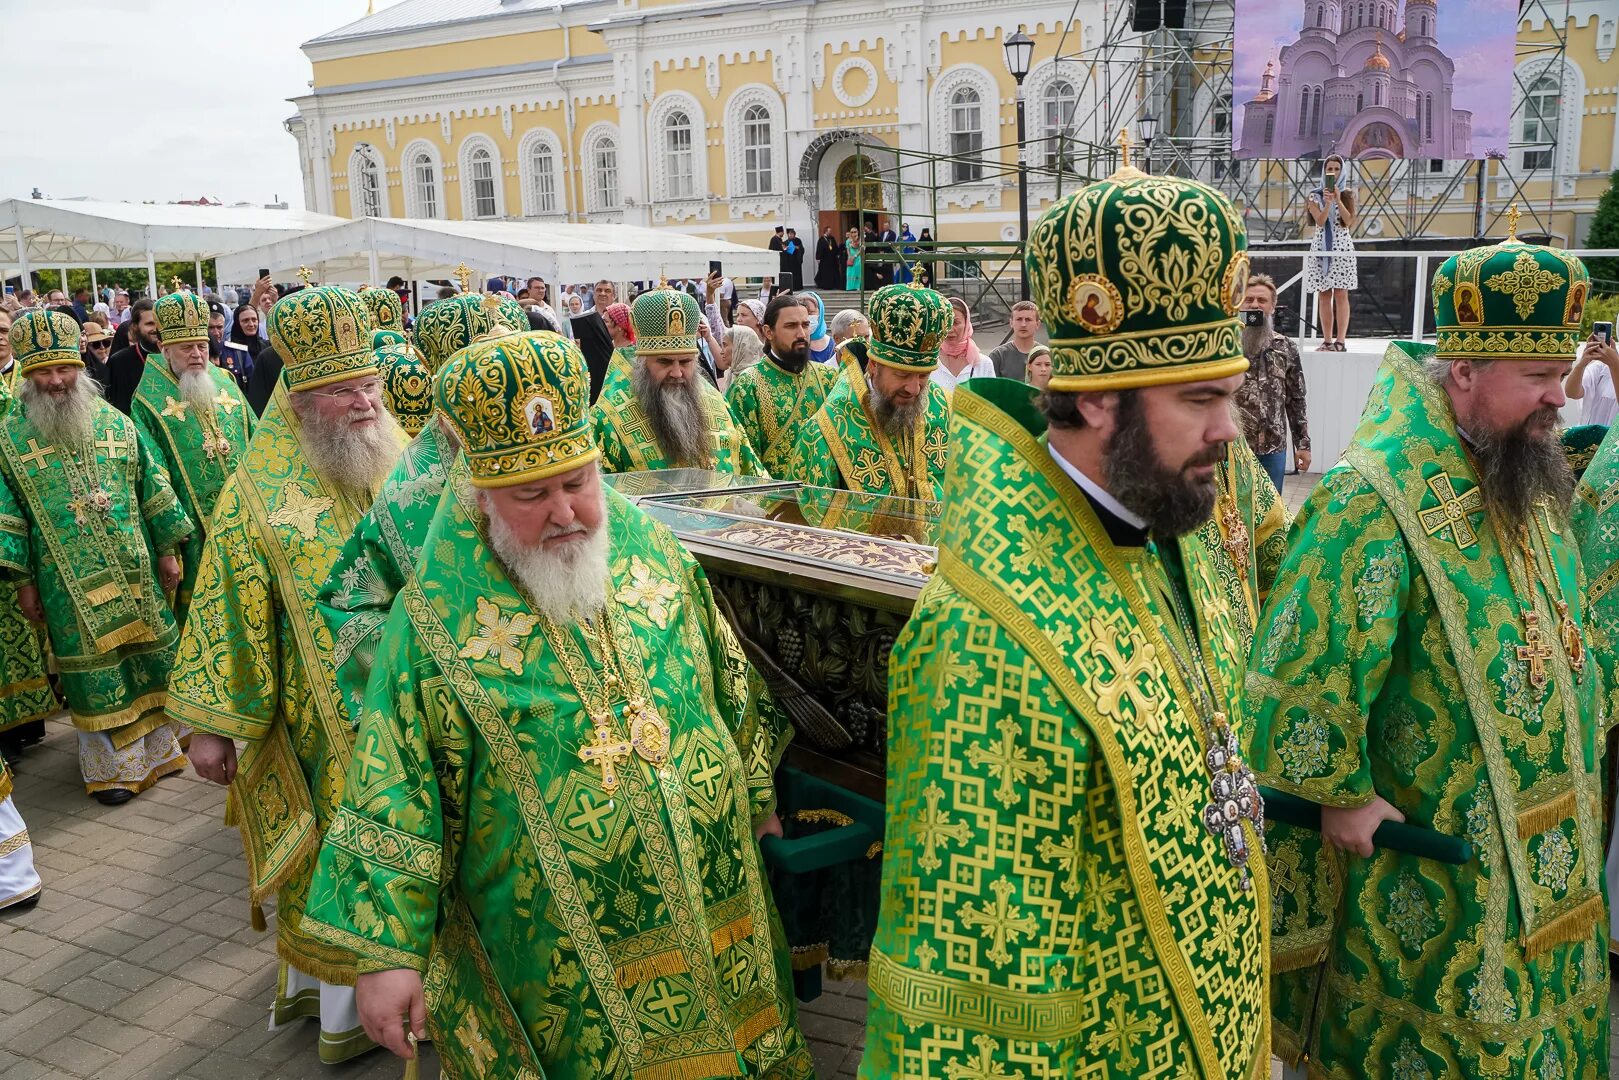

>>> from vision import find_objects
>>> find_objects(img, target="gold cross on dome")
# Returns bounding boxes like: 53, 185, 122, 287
296, 266, 314, 287
170, 276, 184, 294
454, 263, 473, 294
1505, 204, 1522, 241
1117, 127, 1132, 169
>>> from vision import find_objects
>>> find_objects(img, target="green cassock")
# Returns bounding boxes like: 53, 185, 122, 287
0, 374, 58, 737
592, 377, 767, 477
318, 421, 460, 726
1248, 343, 1611, 1076
598, 345, 637, 403
790, 368, 949, 502
723, 356, 841, 481
168, 382, 400, 988
861, 380, 1270, 1080
304, 485, 814, 1080
130, 356, 255, 624
0, 396, 191, 744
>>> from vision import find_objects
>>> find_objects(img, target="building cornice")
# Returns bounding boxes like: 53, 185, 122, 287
303, 1, 615, 61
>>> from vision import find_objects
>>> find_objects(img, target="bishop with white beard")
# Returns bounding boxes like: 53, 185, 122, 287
132, 289, 255, 624
169, 286, 406, 1066
0, 309, 193, 804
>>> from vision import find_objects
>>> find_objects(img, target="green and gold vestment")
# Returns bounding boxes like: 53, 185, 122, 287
593, 378, 766, 477
599, 344, 637, 403
0, 397, 191, 743
724, 356, 841, 480
1200, 439, 1289, 657
789, 371, 949, 502
131, 356, 255, 623
1249, 343, 1610, 1076
861, 380, 1269, 1080
305, 486, 813, 1080
0, 373, 56, 736
168, 382, 402, 984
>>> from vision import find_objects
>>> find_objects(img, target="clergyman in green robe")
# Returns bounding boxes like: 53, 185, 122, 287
593, 287, 767, 477
1250, 223, 1610, 1077
723, 298, 840, 480
0, 310, 192, 803
861, 164, 1270, 1079
304, 329, 813, 1078
133, 289, 255, 625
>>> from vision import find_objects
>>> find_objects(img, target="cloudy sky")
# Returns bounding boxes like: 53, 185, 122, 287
0, 0, 363, 208
1232, 0, 1519, 153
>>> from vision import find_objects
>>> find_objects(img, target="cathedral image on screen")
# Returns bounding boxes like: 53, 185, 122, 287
1235, 0, 1480, 160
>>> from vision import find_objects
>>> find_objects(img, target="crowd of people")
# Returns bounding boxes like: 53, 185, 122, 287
0, 148, 1616, 1080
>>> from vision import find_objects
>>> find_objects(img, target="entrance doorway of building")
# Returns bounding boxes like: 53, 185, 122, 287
833, 154, 884, 238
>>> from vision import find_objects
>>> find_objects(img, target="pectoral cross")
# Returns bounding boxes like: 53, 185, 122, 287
18, 439, 54, 471
95, 432, 130, 460
1220, 495, 1250, 577
1555, 600, 1585, 676
1517, 612, 1554, 690
578, 716, 633, 795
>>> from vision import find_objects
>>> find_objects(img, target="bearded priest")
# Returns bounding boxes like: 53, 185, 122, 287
860, 165, 1270, 1078
133, 289, 254, 624
1250, 212, 1609, 1076
303, 330, 813, 1078
169, 286, 407, 1064
791, 284, 951, 502
723, 296, 839, 479
0, 310, 193, 804
593, 287, 766, 475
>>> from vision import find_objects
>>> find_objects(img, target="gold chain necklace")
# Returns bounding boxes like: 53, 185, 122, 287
1500, 507, 1584, 688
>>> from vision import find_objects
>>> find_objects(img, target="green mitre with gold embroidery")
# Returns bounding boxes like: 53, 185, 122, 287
867, 283, 952, 372
154, 291, 210, 346
631, 287, 699, 355
483, 293, 529, 336
436, 330, 598, 487
1433, 206, 1590, 361
371, 328, 408, 351
414, 295, 507, 372
359, 287, 403, 332
9, 309, 81, 374
377, 343, 435, 438
267, 285, 378, 392
1028, 150, 1249, 392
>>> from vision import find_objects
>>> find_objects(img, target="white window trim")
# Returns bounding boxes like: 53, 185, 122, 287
1023, 59, 1093, 177
348, 143, 390, 219
399, 139, 441, 220
458, 134, 506, 220
581, 122, 623, 214
1512, 57, 1581, 179
646, 92, 709, 206
930, 64, 1000, 183
516, 127, 565, 218
723, 84, 786, 199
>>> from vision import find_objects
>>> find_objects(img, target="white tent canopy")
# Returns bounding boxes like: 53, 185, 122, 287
214, 216, 780, 290
0, 199, 343, 294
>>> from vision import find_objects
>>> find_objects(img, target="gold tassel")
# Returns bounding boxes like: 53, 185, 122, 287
789, 943, 829, 971
1516, 788, 1577, 838
865, 841, 883, 860
789, 808, 854, 828
85, 583, 121, 605
732, 1004, 781, 1051
710, 914, 754, 955
1271, 942, 1330, 974
639, 1052, 744, 1080
1522, 894, 1603, 959
615, 949, 689, 989
403, 1032, 420, 1080
251, 902, 267, 932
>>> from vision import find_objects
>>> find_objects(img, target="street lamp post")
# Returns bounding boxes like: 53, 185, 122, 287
1137, 114, 1159, 175
1003, 29, 1034, 301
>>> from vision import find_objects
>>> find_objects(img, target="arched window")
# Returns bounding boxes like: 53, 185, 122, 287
1042, 78, 1080, 171
1424, 94, 1434, 141
593, 135, 621, 209
1374, 82, 1382, 106
1264, 113, 1275, 143
665, 110, 695, 200
1356, 92, 1365, 112
950, 87, 985, 182
408, 150, 438, 219
1298, 89, 1311, 137
1522, 75, 1559, 169
1316, 6, 1324, 27
527, 139, 557, 215
468, 147, 498, 218
351, 145, 385, 218
741, 104, 772, 195
1311, 87, 1324, 135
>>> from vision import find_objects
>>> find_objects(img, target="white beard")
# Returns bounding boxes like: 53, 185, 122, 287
292, 398, 403, 500
18, 375, 98, 449
177, 368, 217, 415
483, 492, 611, 625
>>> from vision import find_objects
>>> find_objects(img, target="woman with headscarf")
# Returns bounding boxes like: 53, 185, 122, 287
798, 292, 837, 365
597, 300, 639, 400
931, 295, 995, 394
719, 325, 764, 389
734, 298, 767, 343
222, 302, 264, 396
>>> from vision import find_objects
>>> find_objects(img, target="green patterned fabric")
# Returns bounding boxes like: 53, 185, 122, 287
1573, 424, 1619, 683
9, 309, 82, 375
723, 355, 840, 481
598, 345, 637, 403
592, 375, 766, 477
866, 284, 952, 372
359, 287, 404, 333
303, 485, 813, 1080
1247, 341, 1610, 1075
861, 378, 1269, 1079
267, 285, 378, 392
630, 288, 700, 355
790, 367, 949, 501
131, 356, 255, 624
414, 296, 507, 372
376, 343, 434, 438
0, 373, 56, 736
1562, 424, 1605, 481
1432, 227, 1589, 362
154, 291, 210, 346
0, 393, 191, 741
1027, 167, 1249, 392
488, 294, 529, 335
371, 328, 408, 351
1198, 439, 1290, 658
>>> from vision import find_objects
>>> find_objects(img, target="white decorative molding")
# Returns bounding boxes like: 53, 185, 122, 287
728, 196, 785, 220
927, 37, 941, 78
1512, 55, 1584, 184
1599, 17, 1615, 63
883, 40, 897, 83
399, 138, 443, 219
833, 57, 880, 108
347, 143, 390, 217
706, 58, 721, 99
440, 113, 452, 145
325, 127, 337, 156
812, 48, 826, 91
724, 83, 787, 199
930, 63, 1000, 166
580, 121, 623, 214
641, 64, 655, 104
457, 133, 506, 219
516, 127, 565, 217
501, 105, 513, 139
647, 91, 709, 204
385, 117, 396, 149
651, 201, 711, 224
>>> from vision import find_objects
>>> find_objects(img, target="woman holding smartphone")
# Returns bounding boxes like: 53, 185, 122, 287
1303, 154, 1357, 351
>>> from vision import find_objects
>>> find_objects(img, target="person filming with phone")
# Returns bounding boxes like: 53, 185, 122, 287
1232, 273, 1311, 493
1564, 320, 1619, 425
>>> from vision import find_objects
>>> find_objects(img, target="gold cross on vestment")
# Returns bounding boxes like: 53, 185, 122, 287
214, 390, 239, 414
578, 716, 633, 795
1417, 472, 1482, 549
956, 878, 1039, 966
95, 432, 130, 459
18, 439, 53, 470
1517, 612, 1555, 690
453, 263, 473, 294
643, 980, 690, 1026
161, 397, 189, 421
1090, 617, 1165, 732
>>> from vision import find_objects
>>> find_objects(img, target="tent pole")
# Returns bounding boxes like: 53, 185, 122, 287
194, 257, 203, 295
145, 251, 157, 300
58, 267, 67, 295
90, 268, 98, 301
13, 225, 29, 291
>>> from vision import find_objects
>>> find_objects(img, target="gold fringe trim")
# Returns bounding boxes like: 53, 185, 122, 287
1517, 788, 1577, 838
638, 1052, 743, 1080
826, 957, 868, 981
865, 841, 883, 860
92, 619, 156, 653
251, 903, 267, 933
0, 675, 50, 700
1522, 894, 1603, 959
789, 808, 854, 828
1271, 942, 1330, 975
1270, 1019, 1308, 1068
790, 943, 829, 971
733, 1004, 781, 1051
710, 914, 754, 955
84, 583, 122, 606
615, 948, 690, 989
275, 939, 358, 987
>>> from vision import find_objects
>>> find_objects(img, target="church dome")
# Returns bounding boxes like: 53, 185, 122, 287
1364, 34, 1391, 71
